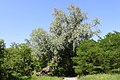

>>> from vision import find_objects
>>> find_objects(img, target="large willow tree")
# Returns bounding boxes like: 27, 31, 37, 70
29, 5, 100, 76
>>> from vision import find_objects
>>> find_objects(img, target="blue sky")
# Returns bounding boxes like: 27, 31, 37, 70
0, 0, 120, 47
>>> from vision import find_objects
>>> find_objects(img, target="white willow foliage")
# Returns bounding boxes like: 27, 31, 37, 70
30, 28, 52, 60
30, 5, 100, 63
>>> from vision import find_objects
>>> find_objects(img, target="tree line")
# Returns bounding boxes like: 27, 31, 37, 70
0, 5, 120, 80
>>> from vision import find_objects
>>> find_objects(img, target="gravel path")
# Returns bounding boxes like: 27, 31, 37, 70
63, 77, 77, 80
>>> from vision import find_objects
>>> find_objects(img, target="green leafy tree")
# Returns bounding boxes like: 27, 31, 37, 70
3, 43, 33, 79
99, 31, 120, 73
0, 39, 6, 79
73, 31, 120, 76
73, 39, 109, 75
29, 5, 100, 76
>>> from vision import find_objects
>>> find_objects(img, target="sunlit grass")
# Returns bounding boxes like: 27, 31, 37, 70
30, 75, 62, 80
79, 74, 120, 80
29, 74, 120, 80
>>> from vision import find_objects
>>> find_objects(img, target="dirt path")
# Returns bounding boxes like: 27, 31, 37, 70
63, 77, 77, 80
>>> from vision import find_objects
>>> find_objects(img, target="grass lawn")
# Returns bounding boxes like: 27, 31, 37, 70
30, 75, 63, 80
29, 74, 120, 80
79, 74, 120, 80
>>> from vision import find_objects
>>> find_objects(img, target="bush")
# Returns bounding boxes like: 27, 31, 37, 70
73, 40, 108, 75
73, 32, 120, 76
2, 43, 34, 79
99, 32, 120, 73
0, 39, 6, 79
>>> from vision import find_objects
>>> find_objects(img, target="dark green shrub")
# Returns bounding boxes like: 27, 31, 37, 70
73, 32, 120, 76
2, 43, 34, 79
73, 40, 108, 75
0, 39, 6, 79
99, 32, 120, 73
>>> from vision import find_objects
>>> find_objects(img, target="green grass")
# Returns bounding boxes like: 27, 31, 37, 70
79, 74, 120, 80
29, 74, 120, 80
30, 75, 62, 80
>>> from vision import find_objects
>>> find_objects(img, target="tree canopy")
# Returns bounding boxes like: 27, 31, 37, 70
29, 5, 100, 76
73, 32, 120, 75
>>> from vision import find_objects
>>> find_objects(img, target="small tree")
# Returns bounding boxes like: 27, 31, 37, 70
99, 31, 120, 73
3, 43, 34, 79
73, 39, 109, 75
73, 31, 120, 76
